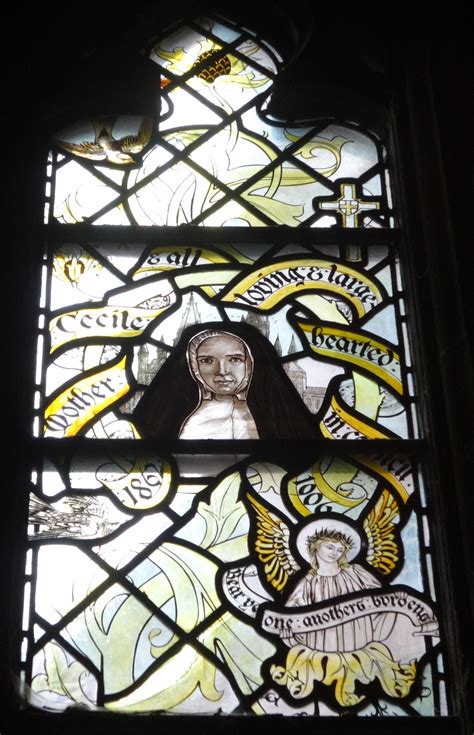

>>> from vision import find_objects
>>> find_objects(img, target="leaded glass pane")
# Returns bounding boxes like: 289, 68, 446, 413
36, 242, 416, 440
46, 15, 393, 229
23, 451, 446, 715
20, 8, 455, 728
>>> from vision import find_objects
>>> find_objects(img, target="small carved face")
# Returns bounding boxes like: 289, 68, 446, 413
316, 540, 346, 564
196, 335, 248, 396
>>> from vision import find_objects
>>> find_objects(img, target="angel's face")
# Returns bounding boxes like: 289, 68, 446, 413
316, 540, 346, 564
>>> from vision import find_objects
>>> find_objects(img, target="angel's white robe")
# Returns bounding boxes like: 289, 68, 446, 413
284, 564, 396, 652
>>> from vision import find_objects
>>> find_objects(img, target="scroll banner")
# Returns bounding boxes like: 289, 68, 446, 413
354, 455, 414, 504
296, 320, 402, 396
50, 304, 174, 354
50, 264, 249, 353
219, 259, 384, 317
320, 394, 392, 440
132, 245, 238, 278
288, 460, 368, 518
96, 455, 172, 510
174, 267, 242, 299
222, 565, 273, 618
44, 357, 129, 437
261, 589, 438, 638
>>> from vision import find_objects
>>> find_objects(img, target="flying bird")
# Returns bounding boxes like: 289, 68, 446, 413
28, 492, 133, 540
53, 116, 154, 165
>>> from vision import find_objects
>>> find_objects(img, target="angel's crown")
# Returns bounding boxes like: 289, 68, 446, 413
306, 528, 354, 551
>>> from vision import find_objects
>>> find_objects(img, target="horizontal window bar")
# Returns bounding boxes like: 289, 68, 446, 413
9, 712, 463, 735
44, 223, 401, 245
31, 437, 425, 456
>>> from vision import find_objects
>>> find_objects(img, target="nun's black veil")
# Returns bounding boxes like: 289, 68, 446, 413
132, 321, 321, 439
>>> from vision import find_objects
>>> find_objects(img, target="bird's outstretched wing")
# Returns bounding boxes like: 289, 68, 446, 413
28, 493, 126, 540
28, 493, 88, 538
53, 139, 107, 160
246, 492, 300, 592
120, 116, 154, 153
363, 488, 400, 575
92, 116, 116, 139
28, 493, 55, 518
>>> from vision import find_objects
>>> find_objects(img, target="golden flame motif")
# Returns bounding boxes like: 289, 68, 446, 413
194, 50, 232, 82
154, 37, 270, 93
53, 250, 103, 286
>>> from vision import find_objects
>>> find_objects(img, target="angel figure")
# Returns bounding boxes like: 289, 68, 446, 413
283, 523, 397, 653
246, 492, 439, 707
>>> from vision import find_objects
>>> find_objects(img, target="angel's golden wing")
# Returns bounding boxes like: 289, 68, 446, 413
52, 139, 107, 160
363, 488, 400, 575
120, 117, 154, 153
246, 492, 300, 592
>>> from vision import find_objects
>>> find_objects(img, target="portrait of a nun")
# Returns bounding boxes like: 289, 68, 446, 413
132, 321, 321, 439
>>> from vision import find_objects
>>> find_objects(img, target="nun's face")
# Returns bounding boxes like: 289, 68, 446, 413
196, 335, 248, 396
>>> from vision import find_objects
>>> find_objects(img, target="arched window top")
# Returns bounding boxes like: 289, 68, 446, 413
12, 7, 469, 732
49, 13, 393, 228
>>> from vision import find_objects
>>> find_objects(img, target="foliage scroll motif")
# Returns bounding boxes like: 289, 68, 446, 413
29, 454, 440, 713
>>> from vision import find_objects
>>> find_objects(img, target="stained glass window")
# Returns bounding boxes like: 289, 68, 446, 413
39, 239, 415, 442
18, 10, 455, 726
